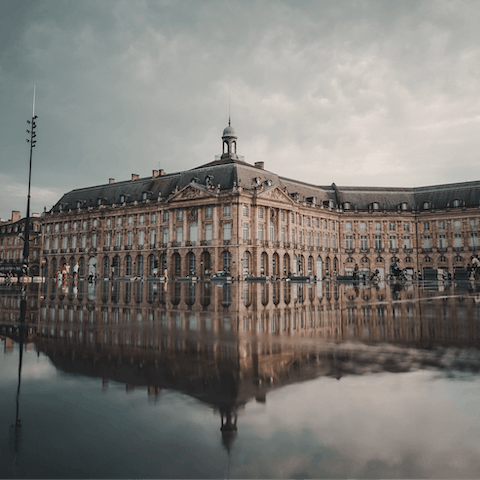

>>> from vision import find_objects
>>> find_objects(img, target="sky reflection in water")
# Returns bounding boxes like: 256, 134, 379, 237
1, 279, 480, 478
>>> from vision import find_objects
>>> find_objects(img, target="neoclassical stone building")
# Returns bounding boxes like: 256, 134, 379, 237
41, 123, 480, 280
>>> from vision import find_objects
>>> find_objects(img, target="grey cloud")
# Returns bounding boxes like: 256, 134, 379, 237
1, 0, 480, 218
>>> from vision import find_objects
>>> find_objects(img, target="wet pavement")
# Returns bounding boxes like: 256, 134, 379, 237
1, 279, 480, 478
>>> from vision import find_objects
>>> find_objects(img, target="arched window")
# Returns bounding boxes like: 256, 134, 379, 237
190, 221, 198, 245
79, 257, 85, 276
261, 252, 268, 276
243, 251, 250, 275
148, 254, 155, 276
125, 255, 132, 276
188, 252, 196, 275
308, 256, 313, 275
113, 255, 120, 276
173, 252, 181, 275
272, 253, 279, 276
223, 251, 231, 272
103, 256, 110, 277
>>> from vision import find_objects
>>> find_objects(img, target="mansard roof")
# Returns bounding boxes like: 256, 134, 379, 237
50, 155, 480, 213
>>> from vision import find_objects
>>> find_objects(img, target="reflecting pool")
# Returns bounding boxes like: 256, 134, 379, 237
1, 279, 480, 478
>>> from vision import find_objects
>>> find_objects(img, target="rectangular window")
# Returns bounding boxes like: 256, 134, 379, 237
307, 217, 311, 227
258, 207, 263, 219
324, 234, 328, 248
291, 229, 295, 244
243, 223, 249, 241
389, 222, 395, 231
307, 232, 311, 246
72, 235, 77, 249
128, 216, 133, 226
127, 231, 133, 246
332, 222, 335, 231
82, 235, 87, 249
63, 236, 68, 249
257, 225, 264, 241
163, 211, 169, 222
332, 235, 336, 248
346, 235, 353, 249
177, 210, 183, 221
375, 235, 382, 249
345, 222, 352, 231
361, 236, 368, 249
299, 216, 302, 226
106, 233, 111, 247
223, 223, 231, 241
438, 220, 445, 230
291, 213, 295, 223
176, 226, 183, 243
404, 235, 411, 249
270, 223, 275, 242
150, 229, 156, 246
224, 205, 231, 217
64, 222, 68, 231
315, 233, 320, 247
73, 222, 77, 231
281, 228, 286, 243
471, 233, 478, 247
375, 222, 381, 231
243, 206, 249, 217
151, 213, 156, 224
163, 228, 169, 244
423, 236, 430, 249
424, 222, 430, 231
205, 224, 212, 243
139, 215, 144, 225
281, 211, 286, 222
106, 218, 111, 228
55, 223, 59, 233
138, 230, 144, 246
116, 232, 121, 247
360, 222, 366, 231
205, 207, 212, 219
454, 220, 461, 230
315, 218, 319, 228
438, 234, 446, 249
471, 219, 477, 229
454, 234, 462, 248
324, 220, 327, 229
82, 220, 87, 230
390, 235, 396, 249
299, 231, 303, 245
117, 217, 122, 227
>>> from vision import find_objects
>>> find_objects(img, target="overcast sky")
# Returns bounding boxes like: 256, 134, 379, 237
2, 0, 480, 220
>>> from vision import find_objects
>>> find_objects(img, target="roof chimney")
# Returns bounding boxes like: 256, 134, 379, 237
159, 169, 166, 176
131, 174, 139, 181
255, 161, 264, 170
152, 170, 159, 178
109, 178, 115, 184
12, 211, 21, 222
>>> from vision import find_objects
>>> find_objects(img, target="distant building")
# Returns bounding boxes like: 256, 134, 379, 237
41, 123, 480, 279
0, 211, 42, 276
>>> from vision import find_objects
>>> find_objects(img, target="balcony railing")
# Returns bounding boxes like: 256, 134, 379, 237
125, 245, 132, 250
113, 246, 121, 251
103, 246, 111, 251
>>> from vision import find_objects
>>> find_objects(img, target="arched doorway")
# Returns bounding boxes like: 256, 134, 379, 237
201, 251, 211, 276
260, 252, 268, 276
272, 252, 279, 277
316, 256, 323, 280
88, 256, 96, 277
187, 251, 196, 276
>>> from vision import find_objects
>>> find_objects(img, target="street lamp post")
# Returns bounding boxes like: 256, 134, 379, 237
23, 86, 38, 279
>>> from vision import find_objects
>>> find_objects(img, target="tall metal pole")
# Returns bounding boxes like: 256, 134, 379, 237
23, 86, 38, 277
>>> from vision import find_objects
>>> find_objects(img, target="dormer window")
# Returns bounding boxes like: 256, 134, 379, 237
343, 202, 351, 210
120, 195, 125, 203
142, 192, 148, 201
453, 199, 461, 208
372, 202, 379, 210
97, 198, 102, 206
76, 201, 81, 209
400, 202, 408, 210
423, 201, 431, 210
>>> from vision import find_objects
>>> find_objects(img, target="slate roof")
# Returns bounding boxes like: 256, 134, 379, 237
51, 156, 480, 213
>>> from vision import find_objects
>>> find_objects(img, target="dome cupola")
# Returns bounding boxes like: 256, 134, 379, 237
221, 118, 238, 158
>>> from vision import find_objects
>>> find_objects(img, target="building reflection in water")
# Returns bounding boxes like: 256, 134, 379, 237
2, 279, 480, 452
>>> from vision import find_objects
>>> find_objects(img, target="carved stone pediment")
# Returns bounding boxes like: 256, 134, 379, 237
256, 186, 295, 205
168, 183, 216, 202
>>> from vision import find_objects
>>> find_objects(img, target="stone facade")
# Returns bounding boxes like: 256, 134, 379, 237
0, 211, 42, 276
40, 124, 480, 280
